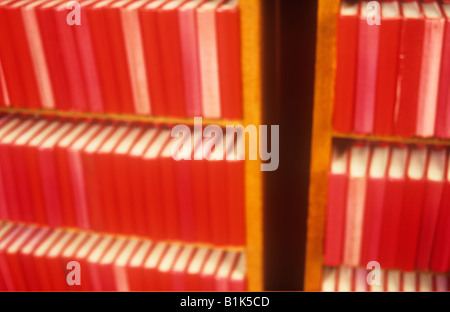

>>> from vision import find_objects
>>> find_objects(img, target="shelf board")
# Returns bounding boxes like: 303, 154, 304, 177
332, 131, 450, 146
0, 107, 242, 127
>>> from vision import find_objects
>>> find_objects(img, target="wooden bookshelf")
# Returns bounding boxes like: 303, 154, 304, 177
0, 0, 265, 292
305, 0, 450, 291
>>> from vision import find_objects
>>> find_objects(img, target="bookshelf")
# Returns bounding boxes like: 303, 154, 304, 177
305, 0, 450, 291
0, 0, 264, 291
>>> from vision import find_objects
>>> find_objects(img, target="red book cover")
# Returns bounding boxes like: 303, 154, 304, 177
82, 124, 116, 232
142, 242, 169, 291
435, 4, 450, 138
127, 241, 154, 291
55, 121, 90, 228
186, 248, 210, 291
96, 125, 130, 234
156, 244, 182, 291
430, 156, 450, 273
216, 0, 242, 120
4, 1, 42, 109
112, 126, 143, 235
230, 253, 247, 291
113, 239, 141, 291
36, 0, 71, 111
0, 1, 26, 107
378, 145, 409, 269
215, 251, 238, 291
59, 231, 89, 291
0, 224, 26, 291
85, 236, 115, 291
158, 133, 181, 241
333, 1, 359, 133
171, 246, 195, 291
105, 0, 135, 114
360, 144, 390, 267
128, 128, 158, 236
396, 146, 429, 271
86, 0, 121, 113
73, 0, 104, 113
394, 1, 425, 137
46, 231, 76, 291
0, 59, 5, 107
73, 233, 102, 291
0, 118, 35, 221
19, 227, 50, 291
416, 148, 447, 270
374, 1, 401, 136
139, 0, 170, 116
201, 249, 224, 291
157, 0, 187, 118
39, 122, 75, 227
97, 238, 127, 291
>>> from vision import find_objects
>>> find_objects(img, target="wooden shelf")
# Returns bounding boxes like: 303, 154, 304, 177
332, 131, 450, 146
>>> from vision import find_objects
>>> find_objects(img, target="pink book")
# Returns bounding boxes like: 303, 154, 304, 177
416, 1, 445, 137
179, 0, 204, 117
416, 148, 448, 270
323, 144, 349, 266
353, 4, 380, 134
197, 0, 225, 118
360, 144, 390, 267
435, 4, 450, 138
73, 0, 104, 113
342, 143, 370, 267
21, 0, 55, 109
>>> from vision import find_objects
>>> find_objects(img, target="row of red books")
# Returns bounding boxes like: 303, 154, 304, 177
321, 266, 449, 292
324, 141, 450, 273
334, 0, 450, 138
0, 114, 246, 246
0, 221, 246, 291
0, 0, 241, 119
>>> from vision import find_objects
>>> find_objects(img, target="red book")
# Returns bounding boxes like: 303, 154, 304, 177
4, 1, 42, 109
39, 122, 75, 227
60, 231, 90, 291
215, 251, 238, 291
97, 238, 127, 291
374, 1, 401, 136
0, 224, 26, 291
157, 132, 181, 240
19, 227, 50, 291
73, 0, 104, 113
55, 121, 90, 228
46, 231, 76, 291
225, 133, 246, 246
333, 1, 359, 133
360, 144, 390, 267
396, 146, 429, 271
416, 148, 447, 270
186, 248, 210, 291
394, 1, 425, 137
216, 0, 242, 120
86, 0, 121, 113
22, 120, 61, 225
171, 246, 195, 291
435, 4, 450, 138
86, 236, 115, 291
0, 1, 27, 108
82, 124, 116, 232
139, 0, 170, 116
0, 222, 14, 291
36, 0, 71, 111
127, 128, 158, 236
105, 0, 135, 114
0, 118, 36, 222
113, 239, 141, 291
179, 0, 204, 117
157, 0, 187, 117
430, 154, 450, 273
201, 249, 224, 291
378, 145, 409, 269
230, 253, 247, 291
96, 125, 130, 234
156, 244, 182, 291
68, 123, 104, 230
73, 233, 102, 291
205, 135, 230, 246
127, 240, 154, 291
0, 59, 6, 107
112, 126, 144, 235
142, 242, 169, 291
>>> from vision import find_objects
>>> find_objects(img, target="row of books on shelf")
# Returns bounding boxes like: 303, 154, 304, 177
0, 0, 241, 119
0, 114, 245, 246
324, 141, 450, 273
321, 266, 449, 292
334, 0, 450, 138
0, 221, 246, 291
